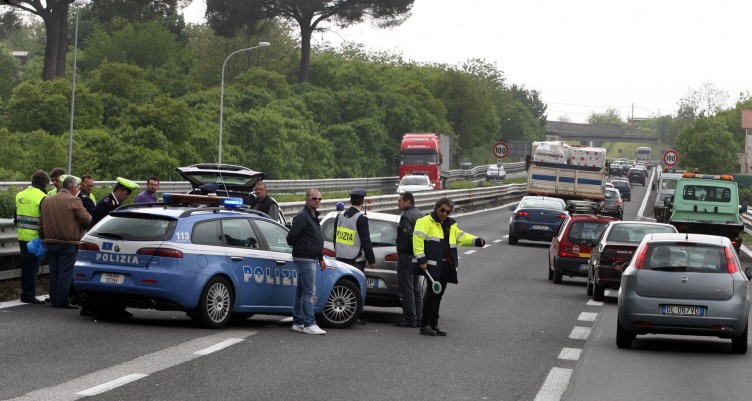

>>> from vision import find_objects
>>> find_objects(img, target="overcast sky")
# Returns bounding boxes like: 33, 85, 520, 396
183, 0, 752, 123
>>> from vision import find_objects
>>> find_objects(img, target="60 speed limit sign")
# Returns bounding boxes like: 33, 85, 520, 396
492, 141, 509, 159
663, 149, 679, 167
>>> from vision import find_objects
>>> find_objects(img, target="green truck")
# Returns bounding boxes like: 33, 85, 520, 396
664, 173, 747, 251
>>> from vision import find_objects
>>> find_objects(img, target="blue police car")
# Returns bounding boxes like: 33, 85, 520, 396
73, 194, 366, 329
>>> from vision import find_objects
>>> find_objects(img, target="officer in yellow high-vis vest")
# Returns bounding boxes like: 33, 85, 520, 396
14, 170, 51, 304
334, 188, 376, 271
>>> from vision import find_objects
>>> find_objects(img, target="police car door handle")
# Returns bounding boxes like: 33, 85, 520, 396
275, 260, 286, 265
230, 256, 244, 261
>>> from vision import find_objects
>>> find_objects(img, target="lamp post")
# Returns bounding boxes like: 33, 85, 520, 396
218, 41, 270, 164
68, 0, 91, 173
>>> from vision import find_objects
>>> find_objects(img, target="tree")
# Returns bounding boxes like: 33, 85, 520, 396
676, 118, 738, 174
587, 107, 624, 125
205, 0, 414, 83
86, 0, 189, 36
677, 81, 729, 119
1, 0, 75, 80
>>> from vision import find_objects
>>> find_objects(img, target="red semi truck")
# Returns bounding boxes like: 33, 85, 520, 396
398, 133, 452, 190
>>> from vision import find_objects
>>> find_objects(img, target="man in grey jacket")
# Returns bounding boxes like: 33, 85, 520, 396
394, 191, 424, 327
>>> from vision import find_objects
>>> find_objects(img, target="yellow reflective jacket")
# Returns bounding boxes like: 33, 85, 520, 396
412, 212, 477, 284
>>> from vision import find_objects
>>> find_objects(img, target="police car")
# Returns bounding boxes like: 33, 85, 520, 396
73, 194, 366, 329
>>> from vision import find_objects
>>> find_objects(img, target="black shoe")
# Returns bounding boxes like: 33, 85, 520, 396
22, 298, 44, 304
395, 321, 417, 328
44, 298, 50, 303
419, 326, 437, 336
60, 303, 78, 309
432, 327, 447, 336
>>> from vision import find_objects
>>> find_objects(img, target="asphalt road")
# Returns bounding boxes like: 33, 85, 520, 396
1, 176, 750, 401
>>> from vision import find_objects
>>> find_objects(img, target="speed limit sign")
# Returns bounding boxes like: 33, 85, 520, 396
492, 141, 509, 159
663, 149, 679, 167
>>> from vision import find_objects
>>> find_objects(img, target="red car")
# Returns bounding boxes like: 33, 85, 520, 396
548, 214, 618, 284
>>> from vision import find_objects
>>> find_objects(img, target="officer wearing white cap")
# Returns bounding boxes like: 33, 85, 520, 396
91, 177, 139, 227
334, 188, 376, 271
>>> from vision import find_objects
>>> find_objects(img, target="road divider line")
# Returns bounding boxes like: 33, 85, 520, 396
194, 338, 245, 355
577, 312, 597, 322
534, 367, 572, 401
586, 300, 603, 307
76, 373, 148, 397
569, 326, 591, 340
557, 348, 582, 361
464, 250, 476, 255
8, 330, 257, 401
493, 239, 502, 243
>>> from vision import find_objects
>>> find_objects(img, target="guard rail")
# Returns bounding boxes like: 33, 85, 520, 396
0, 162, 526, 193
0, 183, 527, 282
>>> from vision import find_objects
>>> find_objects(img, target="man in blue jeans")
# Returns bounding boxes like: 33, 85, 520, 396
286, 188, 327, 335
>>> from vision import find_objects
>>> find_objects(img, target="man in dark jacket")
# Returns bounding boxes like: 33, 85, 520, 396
250, 181, 280, 222
395, 191, 424, 328
286, 188, 327, 335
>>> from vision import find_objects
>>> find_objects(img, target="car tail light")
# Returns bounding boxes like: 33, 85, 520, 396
632, 243, 649, 270
555, 214, 567, 219
616, 199, 622, 205
516, 211, 529, 217
79, 242, 100, 251
322, 248, 336, 257
559, 248, 580, 258
137, 248, 183, 258
384, 253, 398, 262
725, 246, 738, 274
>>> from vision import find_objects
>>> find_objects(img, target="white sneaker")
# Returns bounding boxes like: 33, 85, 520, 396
303, 324, 326, 335
291, 324, 304, 332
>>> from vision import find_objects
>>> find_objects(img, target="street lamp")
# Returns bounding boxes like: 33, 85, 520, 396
68, 0, 91, 173
218, 41, 270, 164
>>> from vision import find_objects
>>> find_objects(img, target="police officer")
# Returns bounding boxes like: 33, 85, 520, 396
77, 174, 97, 218
47, 168, 65, 195
91, 177, 139, 227
14, 170, 50, 304
334, 188, 376, 270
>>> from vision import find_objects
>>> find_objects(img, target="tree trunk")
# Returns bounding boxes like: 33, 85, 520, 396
298, 24, 313, 84
40, 1, 70, 81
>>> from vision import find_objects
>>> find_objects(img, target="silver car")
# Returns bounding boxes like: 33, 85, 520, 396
617, 233, 752, 353
320, 211, 407, 307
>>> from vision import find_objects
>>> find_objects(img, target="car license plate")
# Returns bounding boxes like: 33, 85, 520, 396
366, 277, 378, 288
661, 305, 705, 316
578, 264, 588, 271
531, 225, 549, 230
100, 273, 125, 284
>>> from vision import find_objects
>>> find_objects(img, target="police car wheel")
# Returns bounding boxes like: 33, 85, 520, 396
192, 277, 234, 329
317, 280, 362, 329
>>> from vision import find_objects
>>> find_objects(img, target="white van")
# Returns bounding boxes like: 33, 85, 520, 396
653, 172, 683, 222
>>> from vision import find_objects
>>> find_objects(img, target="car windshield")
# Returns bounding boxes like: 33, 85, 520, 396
607, 224, 676, 243
402, 152, 438, 165
520, 198, 565, 210
605, 190, 618, 199
645, 244, 727, 273
401, 176, 429, 186
567, 221, 609, 243
661, 179, 678, 190
612, 181, 628, 188
90, 214, 176, 241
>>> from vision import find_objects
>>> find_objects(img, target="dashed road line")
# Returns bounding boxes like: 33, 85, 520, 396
534, 367, 573, 401
557, 348, 582, 361
493, 239, 503, 243
577, 312, 598, 322
8, 330, 257, 401
586, 300, 603, 307
568, 326, 591, 340
465, 250, 476, 255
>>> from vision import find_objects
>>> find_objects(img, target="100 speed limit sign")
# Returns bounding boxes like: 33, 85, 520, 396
663, 150, 679, 167
492, 142, 509, 159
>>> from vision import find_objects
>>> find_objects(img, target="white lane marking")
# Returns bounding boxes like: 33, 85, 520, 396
493, 239, 502, 243
558, 348, 582, 361
465, 250, 476, 255
534, 367, 572, 401
482, 244, 491, 248
8, 330, 257, 401
635, 167, 657, 221
586, 300, 603, 307
194, 338, 245, 356
569, 326, 591, 340
578, 312, 598, 322
0, 300, 24, 309
76, 373, 148, 397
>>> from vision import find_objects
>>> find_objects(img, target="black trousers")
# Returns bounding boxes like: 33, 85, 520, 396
421, 268, 448, 328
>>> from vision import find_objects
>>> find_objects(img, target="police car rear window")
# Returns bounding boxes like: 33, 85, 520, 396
90, 215, 176, 241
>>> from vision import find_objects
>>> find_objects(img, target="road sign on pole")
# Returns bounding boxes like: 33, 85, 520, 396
492, 141, 509, 159
663, 149, 679, 167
